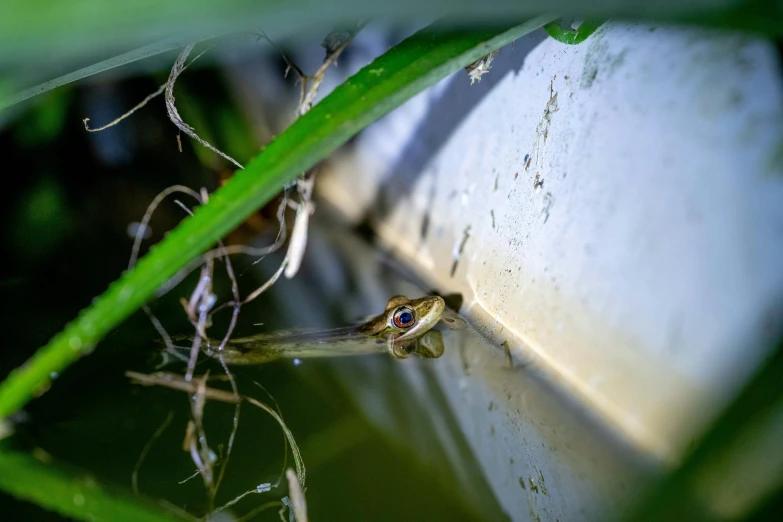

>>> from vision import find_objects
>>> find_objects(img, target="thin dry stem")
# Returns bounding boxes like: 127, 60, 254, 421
188, 373, 215, 497
258, 25, 364, 283
284, 176, 315, 279
184, 263, 214, 381
155, 237, 287, 300
206, 240, 243, 498
178, 468, 201, 485
142, 304, 187, 364
129, 185, 202, 270
243, 256, 289, 305
212, 355, 241, 496
211, 224, 242, 492
245, 395, 305, 488
236, 500, 284, 522
214, 243, 242, 352
249, 194, 289, 267
256, 31, 305, 81
82, 44, 209, 133
132, 188, 204, 375
132, 410, 174, 495
127, 372, 239, 402
286, 468, 308, 522
210, 489, 259, 518
252, 381, 289, 489
122, 30, 361, 512
154, 194, 289, 298
164, 191, 244, 510
83, 84, 166, 132
125, 371, 306, 487
298, 28, 358, 115
165, 42, 243, 169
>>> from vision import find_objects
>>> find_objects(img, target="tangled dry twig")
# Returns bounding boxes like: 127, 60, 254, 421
85, 28, 364, 518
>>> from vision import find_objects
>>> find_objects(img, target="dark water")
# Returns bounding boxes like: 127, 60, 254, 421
0, 74, 503, 520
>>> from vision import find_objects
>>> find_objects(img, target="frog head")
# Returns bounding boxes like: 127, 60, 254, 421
358, 295, 445, 359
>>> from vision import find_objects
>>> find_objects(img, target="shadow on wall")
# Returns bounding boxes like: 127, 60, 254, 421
363, 29, 547, 224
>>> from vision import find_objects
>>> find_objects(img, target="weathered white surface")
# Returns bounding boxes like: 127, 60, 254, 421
319, 22, 783, 463
290, 214, 653, 522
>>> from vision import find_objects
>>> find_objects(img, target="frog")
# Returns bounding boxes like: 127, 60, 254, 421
183, 294, 450, 365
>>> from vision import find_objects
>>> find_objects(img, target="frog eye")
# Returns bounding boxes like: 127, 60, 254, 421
392, 306, 416, 328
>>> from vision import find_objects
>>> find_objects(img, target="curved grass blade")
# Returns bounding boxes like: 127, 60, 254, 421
0, 15, 558, 419
0, 37, 190, 113
0, 449, 188, 521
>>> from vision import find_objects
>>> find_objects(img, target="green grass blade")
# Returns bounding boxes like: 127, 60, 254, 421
0, 37, 187, 113
0, 16, 558, 420
544, 18, 605, 44
0, 449, 187, 521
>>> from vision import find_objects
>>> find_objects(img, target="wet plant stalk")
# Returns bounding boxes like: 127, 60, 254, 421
0, 449, 188, 521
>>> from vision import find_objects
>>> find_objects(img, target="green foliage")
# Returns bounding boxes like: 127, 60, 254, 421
0, 449, 187, 521
8, 175, 74, 261
623, 339, 783, 521
13, 90, 73, 145
544, 19, 605, 44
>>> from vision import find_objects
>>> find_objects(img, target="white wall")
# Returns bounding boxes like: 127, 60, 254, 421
319, 22, 783, 461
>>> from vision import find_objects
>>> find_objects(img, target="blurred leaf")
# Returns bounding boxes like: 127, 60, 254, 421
9, 175, 74, 261
623, 338, 783, 521
1, 1, 780, 112
215, 103, 259, 164
0, 80, 13, 106
0, 0, 772, 68
0, 449, 187, 521
0, 0, 700, 67
544, 18, 605, 44
0, 37, 186, 113
13, 89, 73, 146
744, 482, 783, 522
